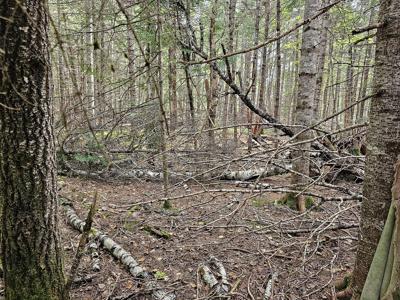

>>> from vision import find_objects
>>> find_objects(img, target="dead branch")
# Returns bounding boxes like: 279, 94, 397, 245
65, 192, 98, 293
352, 22, 384, 35
63, 202, 176, 300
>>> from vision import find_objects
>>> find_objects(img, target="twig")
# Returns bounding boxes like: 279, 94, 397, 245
65, 191, 98, 293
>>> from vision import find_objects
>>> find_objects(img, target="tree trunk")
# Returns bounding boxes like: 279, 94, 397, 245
357, 9, 376, 122
127, 22, 136, 108
0, 0, 68, 299
222, 0, 237, 150
351, 0, 400, 298
254, 0, 271, 137
246, 0, 261, 152
274, 0, 282, 124
344, 46, 354, 128
207, 0, 218, 150
332, 48, 343, 130
85, 0, 96, 124
290, 30, 300, 125
168, 46, 178, 132
313, 4, 330, 119
290, 0, 321, 212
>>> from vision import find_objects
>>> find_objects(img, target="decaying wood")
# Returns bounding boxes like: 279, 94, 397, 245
63, 155, 290, 182
200, 256, 230, 297
63, 203, 176, 300
88, 242, 101, 272
219, 164, 289, 181
264, 273, 277, 300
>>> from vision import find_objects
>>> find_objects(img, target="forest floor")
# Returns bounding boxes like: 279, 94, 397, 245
53, 174, 361, 300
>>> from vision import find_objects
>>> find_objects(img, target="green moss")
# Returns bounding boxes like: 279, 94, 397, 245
351, 148, 361, 156
276, 194, 314, 210
276, 193, 297, 210
251, 197, 270, 207
153, 270, 167, 280
163, 200, 172, 210
335, 274, 352, 291
143, 225, 172, 239
305, 196, 314, 209
123, 220, 139, 232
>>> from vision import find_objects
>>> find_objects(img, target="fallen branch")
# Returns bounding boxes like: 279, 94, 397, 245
352, 22, 384, 35
264, 273, 277, 300
63, 202, 176, 300
65, 192, 98, 294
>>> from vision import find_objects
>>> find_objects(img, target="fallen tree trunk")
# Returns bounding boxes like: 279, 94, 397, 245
61, 157, 291, 182
218, 164, 290, 181
63, 203, 176, 300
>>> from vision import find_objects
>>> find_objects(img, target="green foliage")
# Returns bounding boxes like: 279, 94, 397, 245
153, 270, 167, 280
351, 148, 361, 156
73, 153, 107, 168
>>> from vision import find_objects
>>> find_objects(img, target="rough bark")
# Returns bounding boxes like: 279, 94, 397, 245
357, 9, 376, 122
0, 0, 67, 298
344, 46, 354, 128
273, 0, 282, 124
351, 1, 400, 298
290, 0, 321, 212
247, 0, 261, 152
207, 0, 218, 150
255, 0, 271, 136
222, 0, 237, 149
313, 4, 330, 119
127, 21, 136, 107
168, 46, 178, 131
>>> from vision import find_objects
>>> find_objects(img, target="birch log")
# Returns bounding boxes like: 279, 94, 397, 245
64, 204, 176, 300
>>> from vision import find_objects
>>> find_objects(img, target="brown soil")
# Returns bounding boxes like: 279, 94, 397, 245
55, 175, 360, 300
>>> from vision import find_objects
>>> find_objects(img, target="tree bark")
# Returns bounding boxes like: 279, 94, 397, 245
274, 0, 282, 124
290, 0, 321, 212
0, 0, 68, 299
168, 46, 178, 132
255, 0, 271, 137
313, 4, 330, 119
246, 0, 261, 152
207, 0, 218, 150
222, 0, 237, 150
351, 1, 400, 298
344, 46, 354, 128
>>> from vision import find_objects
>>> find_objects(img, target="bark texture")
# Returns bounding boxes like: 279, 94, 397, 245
0, 0, 67, 299
351, 1, 400, 298
290, 0, 321, 211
